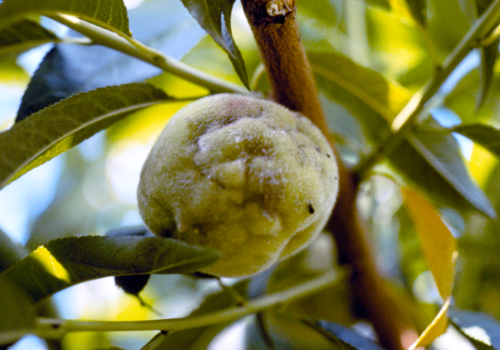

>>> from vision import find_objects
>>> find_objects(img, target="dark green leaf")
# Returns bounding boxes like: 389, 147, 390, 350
0, 83, 172, 189
404, 0, 427, 25
449, 308, 500, 349
0, 229, 27, 273
0, 19, 59, 58
453, 123, 500, 157
260, 312, 356, 349
1, 236, 221, 302
18, 0, 204, 121
0, 0, 131, 36
0, 275, 35, 346
309, 51, 411, 124
406, 120, 496, 218
478, 40, 499, 111
180, 0, 249, 88
387, 138, 482, 214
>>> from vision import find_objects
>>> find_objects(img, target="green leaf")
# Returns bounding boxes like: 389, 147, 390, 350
155, 279, 249, 348
404, 0, 427, 25
478, 40, 499, 111
407, 120, 496, 218
309, 51, 411, 124
0, 19, 59, 58
449, 308, 500, 349
387, 138, 482, 214
453, 123, 500, 157
0, 275, 36, 346
0, 83, 172, 189
180, 0, 249, 88
0, 229, 27, 273
0, 0, 131, 36
1, 236, 221, 302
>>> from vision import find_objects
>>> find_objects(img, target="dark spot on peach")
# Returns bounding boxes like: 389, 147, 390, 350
308, 203, 315, 214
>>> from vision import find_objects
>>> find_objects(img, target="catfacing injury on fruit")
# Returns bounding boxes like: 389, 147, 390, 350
138, 94, 339, 277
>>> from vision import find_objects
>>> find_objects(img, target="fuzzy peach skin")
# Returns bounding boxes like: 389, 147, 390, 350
137, 94, 339, 277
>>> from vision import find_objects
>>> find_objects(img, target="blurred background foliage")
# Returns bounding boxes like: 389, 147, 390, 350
1, 0, 500, 349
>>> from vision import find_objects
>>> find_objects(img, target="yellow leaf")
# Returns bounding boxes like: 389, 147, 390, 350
468, 143, 497, 187
409, 297, 451, 349
401, 187, 457, 299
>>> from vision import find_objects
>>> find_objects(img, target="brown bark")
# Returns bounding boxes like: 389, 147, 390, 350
241, 1, 406, 349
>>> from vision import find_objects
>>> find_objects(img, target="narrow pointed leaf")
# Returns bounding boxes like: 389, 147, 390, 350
451, 320, 496, 349
1, 236, 221, 302
0, 0, 131, 36
310, 51, 411, 124
410, 298, 451, 349
401, 187, 457, 299
180, 0, 249, 88
17, 0, 204, 120
453, 123, 500, 158
449, 308, 500, 349
0, 83, 172, 189
0, 19, 59, 58
407, 120, 496, 218
478, 40, 498, 111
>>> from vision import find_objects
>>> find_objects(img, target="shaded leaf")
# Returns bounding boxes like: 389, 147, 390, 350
0, 19, 59, 58
477, 40, 499, 111
153, 280, 249, 348
0, 275, 35, 346
387, 138, 482, 215
401, 187, 457, 299
410, 298, 451, 349
407, 120, 496, 218
403, 0, 427, 25
0, 83, 172, 189
1, 236, 221, 302
106, 225, 153, 238
0, 0, 131, 36
315, 321, 385, 350
453, 123, 500, 158
449, 308, 500, 349
180, 0, 249, 88
261, 312, 357, 350
309, 51, 411, 124
0, 229, 27, 273
18, 0, 204, 121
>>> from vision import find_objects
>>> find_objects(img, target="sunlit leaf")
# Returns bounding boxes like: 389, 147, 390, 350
401, 187, 457, 299
0, 83, 172, 189
408, 120, 496, 218
453, 123, 500, 158
180, 0, 249, 88
449, 308, 500, 349
409, 298, 451, 349
1, 236, 221, 302
0, 0, 131, 36
0, 19, 59, 58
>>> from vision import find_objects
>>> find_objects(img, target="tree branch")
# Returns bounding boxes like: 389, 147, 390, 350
240, 1, 406, 349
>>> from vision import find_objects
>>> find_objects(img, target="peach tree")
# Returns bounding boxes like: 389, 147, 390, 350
1, 0, 500, 349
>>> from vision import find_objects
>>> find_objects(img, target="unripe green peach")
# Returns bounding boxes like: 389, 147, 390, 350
137, 94, 339, 277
